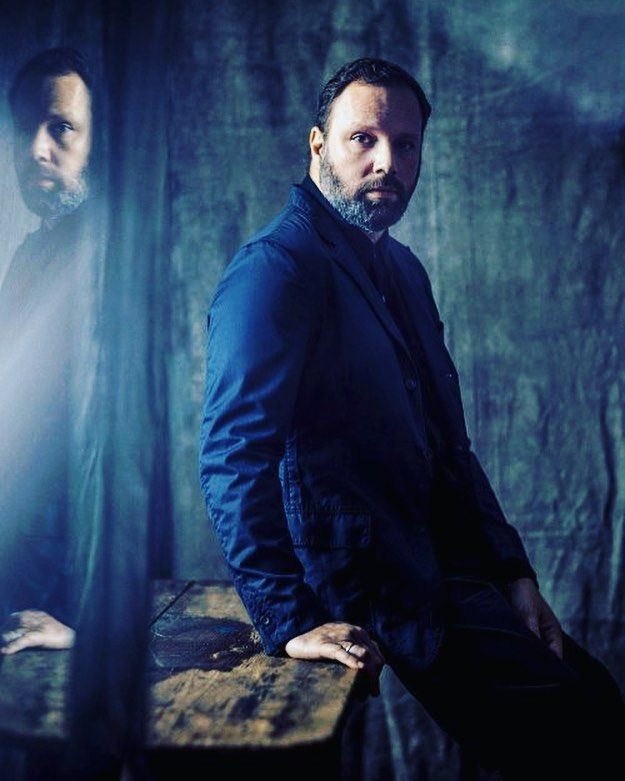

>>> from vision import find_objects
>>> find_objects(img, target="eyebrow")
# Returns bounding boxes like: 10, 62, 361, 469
47, 111, 80, 126
345, 126, 421, 139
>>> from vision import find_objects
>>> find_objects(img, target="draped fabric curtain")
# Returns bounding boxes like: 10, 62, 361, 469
0, 0, 172, 776
66, 1, 173, 775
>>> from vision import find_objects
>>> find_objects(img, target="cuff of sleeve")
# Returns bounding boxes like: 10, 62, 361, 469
234, 578, 333, 656
494, 557, 540, 591
257, 601, 333, 657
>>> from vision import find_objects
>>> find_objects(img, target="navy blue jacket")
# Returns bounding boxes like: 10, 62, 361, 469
199, 181, 538, 670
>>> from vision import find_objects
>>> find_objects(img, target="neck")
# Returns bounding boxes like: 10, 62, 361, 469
365, 227, 385, 244
39, 201, 87, 232
41, 215, 61, 232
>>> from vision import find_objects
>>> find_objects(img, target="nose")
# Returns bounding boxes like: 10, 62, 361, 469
29, 124, 53, 163
372, 139, 396, 176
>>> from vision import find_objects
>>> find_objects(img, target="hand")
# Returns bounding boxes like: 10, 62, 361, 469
1, 610, 75, 654
506, 578, 563, 660
285, 621, 385, 696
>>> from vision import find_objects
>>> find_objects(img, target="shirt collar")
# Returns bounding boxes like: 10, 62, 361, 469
299, 174, 390, 272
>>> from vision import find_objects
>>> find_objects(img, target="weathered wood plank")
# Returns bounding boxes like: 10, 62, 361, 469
0, 580, 193, 743
0, 649, 68, 742
147, 581, 357, 749
149, 579, 194, 624
0, 581, 357, 751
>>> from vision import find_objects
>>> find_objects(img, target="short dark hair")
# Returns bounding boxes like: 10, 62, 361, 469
9, 46, 93, 118
315, 57, 431, 134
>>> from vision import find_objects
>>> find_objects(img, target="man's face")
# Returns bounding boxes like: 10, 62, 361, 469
310, 80, 424, 235
12, 72, 92, 221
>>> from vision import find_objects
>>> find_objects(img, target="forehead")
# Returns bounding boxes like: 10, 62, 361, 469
326, 80, 423, 135
44, 73, 91, 117
13, 72, 91, 125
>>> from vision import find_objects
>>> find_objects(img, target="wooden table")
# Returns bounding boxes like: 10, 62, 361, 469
0, 580, 361, 778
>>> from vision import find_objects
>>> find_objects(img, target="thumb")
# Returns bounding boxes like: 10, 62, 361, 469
524, 611, 541, 639
549, 639, 561, 655
541, 615, 563, 660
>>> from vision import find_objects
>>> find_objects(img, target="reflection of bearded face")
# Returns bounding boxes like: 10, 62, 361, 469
319, 148, 416, 233
17, 160, 89, 221
12, 72, 92, 222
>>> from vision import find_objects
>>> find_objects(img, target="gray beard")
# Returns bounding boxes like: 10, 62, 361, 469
22, 172, 90, 222
318, 154, 410, 233
44, 176, 90, 222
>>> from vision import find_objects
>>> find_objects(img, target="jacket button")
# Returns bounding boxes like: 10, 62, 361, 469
445, 372, 454, 380
260, 615, 271, 626
404, 377, 417, 390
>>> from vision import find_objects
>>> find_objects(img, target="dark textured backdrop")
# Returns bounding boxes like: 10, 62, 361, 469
2, 1, 625, 778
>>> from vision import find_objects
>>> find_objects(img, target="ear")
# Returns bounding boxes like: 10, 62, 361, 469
309, 126, 324, 162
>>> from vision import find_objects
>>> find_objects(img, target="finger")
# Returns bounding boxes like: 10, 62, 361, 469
0, 631, 47, 654
522, 610, 541, 639
322, 642, 365, 670
341, 644, 379, 672
10, 610, 46, 627
548, 638, 564, 660
349, 628, 386, 666
542, 624, 564, 660
2, 629, 24, 644
343, 644, 369, 661
344, 643, 384, 686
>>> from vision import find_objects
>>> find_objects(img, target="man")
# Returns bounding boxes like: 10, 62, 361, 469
0, 47, 96, 651
200, 58, 624, 777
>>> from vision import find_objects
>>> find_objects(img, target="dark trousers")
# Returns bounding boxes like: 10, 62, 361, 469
384, 576, 625, 780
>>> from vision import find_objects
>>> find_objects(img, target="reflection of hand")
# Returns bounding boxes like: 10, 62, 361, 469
506, 578, 564, 660
1, 610, 75, 654
284, 622, 385, 696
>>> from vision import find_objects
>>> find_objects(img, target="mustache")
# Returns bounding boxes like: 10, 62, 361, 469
358, 175, 406, 199
21, 163, 61, 184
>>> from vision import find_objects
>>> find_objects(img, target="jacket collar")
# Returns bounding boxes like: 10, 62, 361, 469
298, 174, 392, 271
288, 179, 416, 368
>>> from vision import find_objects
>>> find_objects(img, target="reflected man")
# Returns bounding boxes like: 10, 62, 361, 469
0, 48, 95, 651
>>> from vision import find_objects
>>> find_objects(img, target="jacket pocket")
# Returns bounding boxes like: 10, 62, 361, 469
290, 510, 374, 630
289, 510, 371, 549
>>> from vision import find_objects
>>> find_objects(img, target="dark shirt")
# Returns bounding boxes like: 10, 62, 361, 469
299, 175, 537, 587
300, 175, 444, 460
300, 175, 390, 289
0, 208, 87, 624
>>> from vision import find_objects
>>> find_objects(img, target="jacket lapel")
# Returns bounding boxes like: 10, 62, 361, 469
294, 188, 416, 367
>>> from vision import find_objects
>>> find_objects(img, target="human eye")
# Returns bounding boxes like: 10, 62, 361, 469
397, 138, 418, 153
351, 132, 374, 146
49, 120, 73, 142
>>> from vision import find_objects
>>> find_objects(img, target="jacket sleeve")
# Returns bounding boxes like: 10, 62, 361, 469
199, 239, 333, 655
465, 453, 540, 589
415, 256, 540, 591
